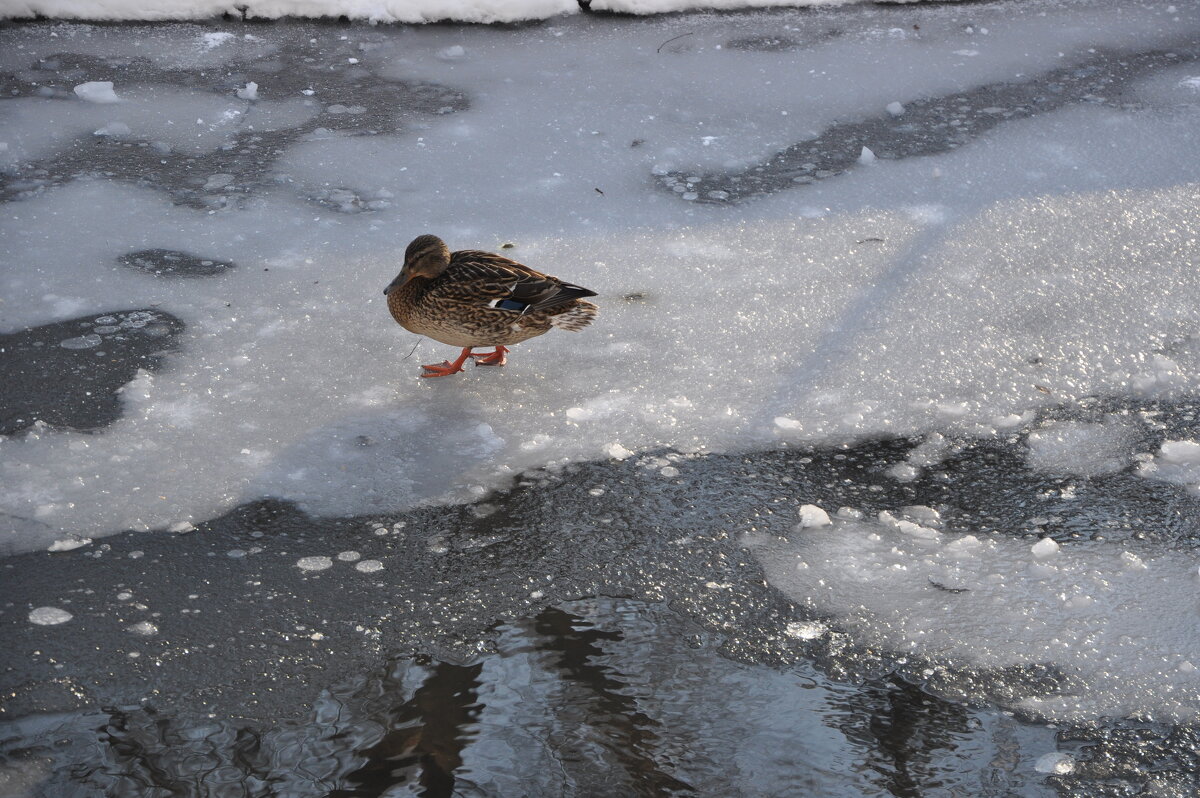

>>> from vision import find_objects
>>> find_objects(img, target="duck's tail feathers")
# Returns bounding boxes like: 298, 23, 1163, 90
549, 300, 598, 331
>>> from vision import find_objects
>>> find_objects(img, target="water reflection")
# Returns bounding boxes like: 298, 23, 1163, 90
527, 607, 695, 796
335, 662, 483, 797
0, 599, 1059, 797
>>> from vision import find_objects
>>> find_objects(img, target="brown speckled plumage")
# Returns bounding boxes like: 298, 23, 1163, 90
384, 234, 598, 376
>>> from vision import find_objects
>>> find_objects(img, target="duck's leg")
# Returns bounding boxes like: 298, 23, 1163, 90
469, 346, 509, 367
421, 347, 473, 377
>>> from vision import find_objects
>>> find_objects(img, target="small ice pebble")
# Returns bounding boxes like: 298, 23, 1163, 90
1030, 538, 1060, 559
798, 504, 832, 528
74, 81, 120, 103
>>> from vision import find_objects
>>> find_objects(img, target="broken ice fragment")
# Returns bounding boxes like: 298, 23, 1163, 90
1030, 537, 1060, 560
785, 620, 827, 640
798, 504, 832, 528
94, 122, 131, 137
1034, 752, 1075, 774
74, 81, 119, 103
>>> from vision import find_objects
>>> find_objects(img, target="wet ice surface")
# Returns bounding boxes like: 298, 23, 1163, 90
0, 309, 184, 437
3, 0, 1200, 795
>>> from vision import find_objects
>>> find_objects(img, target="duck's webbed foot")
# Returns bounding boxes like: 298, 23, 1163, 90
469, 346, 509, 367
420, 348, 473, 377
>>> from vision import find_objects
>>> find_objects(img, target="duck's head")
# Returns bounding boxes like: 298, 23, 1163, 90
384, 234, 451, 295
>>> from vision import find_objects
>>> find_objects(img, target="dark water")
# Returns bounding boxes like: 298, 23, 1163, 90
2, 599, 1057, 797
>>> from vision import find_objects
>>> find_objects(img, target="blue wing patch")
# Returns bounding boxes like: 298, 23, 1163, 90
495, 298, 528, 312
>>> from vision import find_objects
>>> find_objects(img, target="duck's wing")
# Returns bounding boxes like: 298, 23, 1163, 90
435, 250, 597, 311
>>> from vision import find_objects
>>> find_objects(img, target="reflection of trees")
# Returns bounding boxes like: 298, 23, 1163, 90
833, 675, 973, 797
334, 662, 483, 797
87, 708, 276, 796
529, 607, 695, 797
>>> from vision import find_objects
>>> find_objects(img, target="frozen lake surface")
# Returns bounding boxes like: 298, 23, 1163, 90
2, 0, 1200, 794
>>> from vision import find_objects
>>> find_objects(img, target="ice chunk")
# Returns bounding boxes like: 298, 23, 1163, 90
886, 101, 906, 116
93, 122, 131, 137
355, 559, 384, 573
798, 504, 832, 528
28, 607, 72, 625
201, 32, 235, 49
236, 82, 259, 101
203, 174, 234, 191
126, 621, 158, 636
605, 443, 633, 461
785, 621, 827, 640
1030, 537, 1060, 559
858, 146, 877, 165
47, 537, 91, 552
74, 81, 120, 104
1034, 753, 1075, 775
1137, 439, 1200, 489
1025, 419, 1136, 477
296, 556, 333, 572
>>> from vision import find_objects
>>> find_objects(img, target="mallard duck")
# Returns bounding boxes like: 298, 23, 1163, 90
384, 235, 599, 377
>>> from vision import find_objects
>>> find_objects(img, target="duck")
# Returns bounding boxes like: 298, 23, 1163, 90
384, 234, 599, 377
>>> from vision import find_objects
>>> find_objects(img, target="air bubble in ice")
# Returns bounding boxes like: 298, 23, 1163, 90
60, 334, 101, 350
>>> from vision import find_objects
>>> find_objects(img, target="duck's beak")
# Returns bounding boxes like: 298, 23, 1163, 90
383, 275, 404, 295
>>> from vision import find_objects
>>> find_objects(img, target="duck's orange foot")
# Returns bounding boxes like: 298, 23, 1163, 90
420, 347, 473, 378
420, 361, 465, 377
470, 346, 509, 367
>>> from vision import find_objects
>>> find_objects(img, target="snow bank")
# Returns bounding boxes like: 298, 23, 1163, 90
0, 0, 919, 23
0, 0, 578, 23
